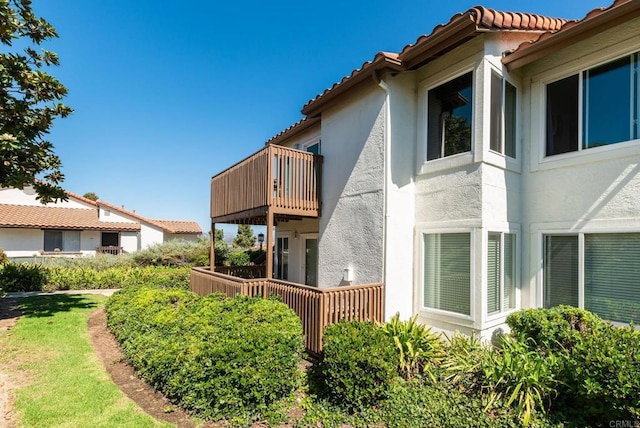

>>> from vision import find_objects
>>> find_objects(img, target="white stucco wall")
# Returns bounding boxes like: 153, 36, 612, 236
0, 187, 94, 209
81, 230, 101, 254
164, 233, 200, 242
0, 228, 44, 257
98, 207, 138, 223
140, 224, 164, 250
519, 17, 640, 311
317, 84, 386, 287
275, 124, 321, 151
120, 232, 140, 253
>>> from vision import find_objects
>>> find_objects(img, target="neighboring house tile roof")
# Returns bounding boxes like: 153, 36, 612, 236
152, 220, 203, 234
0, 205, 140, 231
301, 6, 565, 116
503, 0, 640, 69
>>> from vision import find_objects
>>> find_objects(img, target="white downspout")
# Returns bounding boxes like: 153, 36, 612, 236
375, 72, 391, 321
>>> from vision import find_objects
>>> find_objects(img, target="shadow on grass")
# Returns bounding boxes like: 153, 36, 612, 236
18, 294, 100, 318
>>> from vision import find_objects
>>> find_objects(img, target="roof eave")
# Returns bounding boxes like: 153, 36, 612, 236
265, 116, 321, 146
301, 55, 403, 117
399, 16, 480, 70
503, 0, 640, 70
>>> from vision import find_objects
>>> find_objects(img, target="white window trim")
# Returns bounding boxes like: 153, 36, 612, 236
484, 61, 521, 174
534, 223, 640, 327
417, 226, 476, 323
300, 136, 321, 153
417, 65, 477, 176
485, 229, 520, 323
531, 39, 640, 172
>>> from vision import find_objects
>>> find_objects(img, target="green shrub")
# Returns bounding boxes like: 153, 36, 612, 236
311, 320, 397, 412
106, 287, 304, 423
228, 250, 250, 266
507, 306, 640, 423
379, 313, 443, 380
0, 248, 8, 265
0, 263, 47, 291
131, 239, 210, 267
506, 305, 603, 354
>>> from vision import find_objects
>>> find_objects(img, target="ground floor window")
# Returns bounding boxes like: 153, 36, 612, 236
423, 233, 470, 316
487, 232, 516, 315
544, 233, 640, 324
44, 230, 81, 252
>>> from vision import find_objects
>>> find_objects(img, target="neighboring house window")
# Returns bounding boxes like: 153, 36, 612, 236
544, 233, 640, 324
546, 52, 639, 156
423, 233, 471, 316
490, 71, 517, 158
43, 230, 81, 252
487, 232, 516, 315
427, 72, 473, 160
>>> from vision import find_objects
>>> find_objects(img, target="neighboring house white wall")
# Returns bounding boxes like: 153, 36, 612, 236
120, 232, 139, 253
99, 207, 137, 223
80, 230, 101, 254
317, 84, 386, 287
0, 228, 43, 257
519, 17, 640, 313
140, 224, 164, 250
0, 187, 93, 209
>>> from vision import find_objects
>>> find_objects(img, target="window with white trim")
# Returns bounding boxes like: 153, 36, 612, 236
487, 232, 516, 315
546, 52, 639, 156
423, 233, 471, 316
427, 72, 473, 160
544, 233, 640, 324
490, 71, 517, 158
43, 230, 81, 252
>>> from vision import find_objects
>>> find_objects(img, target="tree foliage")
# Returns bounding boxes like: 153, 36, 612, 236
233, 224, 256, 249
0, 0, 72, 203
82, 192, 98, 201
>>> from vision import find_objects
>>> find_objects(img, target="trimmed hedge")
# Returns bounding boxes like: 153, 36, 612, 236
105, 286, 304, 423
311, 320, 397, 412
507, 306, 640, 424
0, 263, 189, 291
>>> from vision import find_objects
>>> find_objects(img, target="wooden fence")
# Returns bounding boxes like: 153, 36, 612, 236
213, 265, 266, 279
190, 267, 384, 356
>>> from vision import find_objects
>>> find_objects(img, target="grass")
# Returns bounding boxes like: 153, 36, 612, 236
0, 294, 172, 428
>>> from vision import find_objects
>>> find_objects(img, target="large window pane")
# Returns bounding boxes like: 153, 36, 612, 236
503, 233, 516, 310
487, 233, 500, 314
583, 56, 633, 149
544, 235, 578, 308
585, 234, 640, 324
44, 230, 62, 252
424, 233, 470, 315
427, 72, 473, 160
489, 72, 502, 154
505, 82, 517, 158
546, 75, 579, 156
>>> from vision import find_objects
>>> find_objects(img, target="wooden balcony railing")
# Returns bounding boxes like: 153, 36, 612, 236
96, 246, 123, 255
213, 265, 266, 279
190, 267, 384, 356
210, 145, 322, 222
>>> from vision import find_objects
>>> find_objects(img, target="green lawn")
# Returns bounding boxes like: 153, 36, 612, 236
0, 294, 173, 428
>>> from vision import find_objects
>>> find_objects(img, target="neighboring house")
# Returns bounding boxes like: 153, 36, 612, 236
0, 186, 202, 257
207, 0, 640, 339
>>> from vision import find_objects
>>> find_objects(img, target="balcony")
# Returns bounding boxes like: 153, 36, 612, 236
210, 144, 322, 224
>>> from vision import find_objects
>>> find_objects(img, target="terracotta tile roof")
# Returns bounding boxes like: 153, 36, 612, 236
504, 0, 639, 69
96, 199, 202, 235
301, 52, 403, 117
301, 6, 565, 116
0, 204, 140, 231
152, 220, 203, 234
265, 116, 321, 146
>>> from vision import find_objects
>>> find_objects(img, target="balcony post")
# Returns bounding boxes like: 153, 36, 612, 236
210, 221, 215, 272
266, 209, 274, 279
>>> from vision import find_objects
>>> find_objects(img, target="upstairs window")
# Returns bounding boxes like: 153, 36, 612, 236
490, 71, 517, 158
427, 72, 473, 160
546, 53, 639, 156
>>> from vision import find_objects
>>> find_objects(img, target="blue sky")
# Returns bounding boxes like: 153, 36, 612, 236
32, 0, 606, 238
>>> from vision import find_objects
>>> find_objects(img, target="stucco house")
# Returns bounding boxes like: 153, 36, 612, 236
0, 186, 202, 257
200, 0, 640, 341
